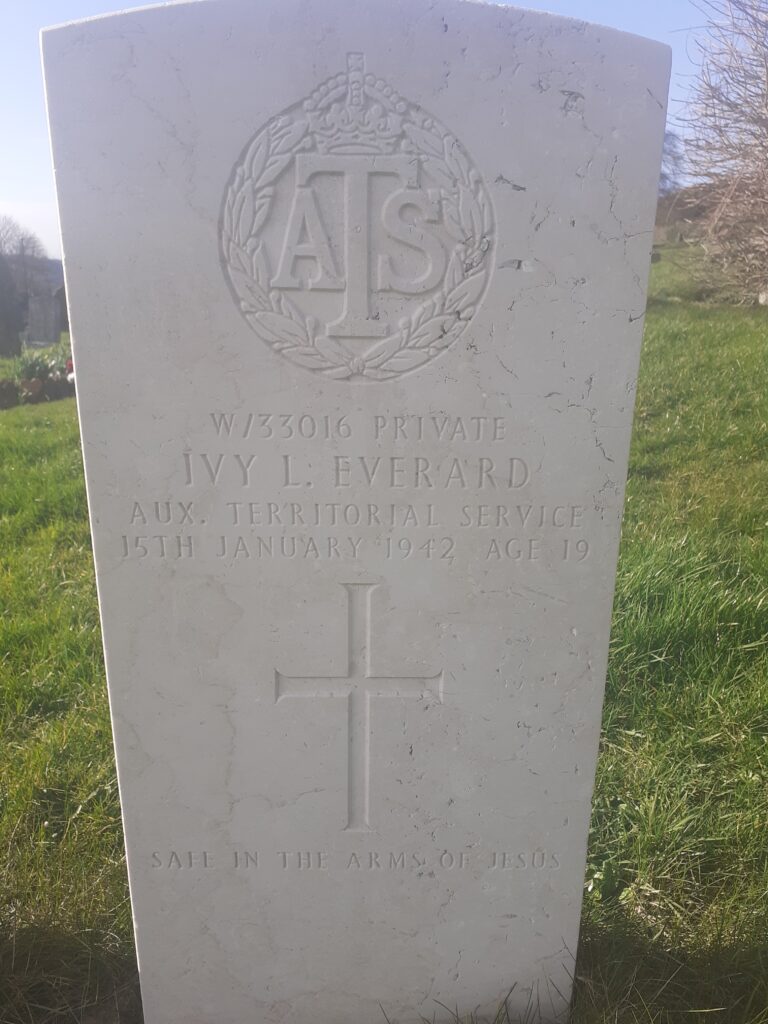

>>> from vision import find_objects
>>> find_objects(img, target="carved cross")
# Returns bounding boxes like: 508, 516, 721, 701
275, 582, 443, 832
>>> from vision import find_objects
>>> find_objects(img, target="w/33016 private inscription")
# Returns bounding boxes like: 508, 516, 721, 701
220, 54, 494, 381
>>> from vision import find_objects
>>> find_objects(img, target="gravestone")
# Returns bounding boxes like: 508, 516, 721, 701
42, 2, 669, 1021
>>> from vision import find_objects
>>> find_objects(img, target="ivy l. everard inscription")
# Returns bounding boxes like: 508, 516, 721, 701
42, 1, 669, 1022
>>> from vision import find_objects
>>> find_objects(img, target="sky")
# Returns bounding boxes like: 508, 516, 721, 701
1, 0, 701, 259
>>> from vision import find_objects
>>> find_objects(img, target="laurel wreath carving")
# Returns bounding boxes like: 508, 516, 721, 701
221, 98, 494, 381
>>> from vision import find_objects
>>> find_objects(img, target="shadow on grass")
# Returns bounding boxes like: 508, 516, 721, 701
0, 924, 141, 1024
626, 461, 671, 483
573, 921, 768, 1023
2, 921, 767, 1023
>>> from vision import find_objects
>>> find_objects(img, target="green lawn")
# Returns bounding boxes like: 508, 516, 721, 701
1, 257, 767, 1023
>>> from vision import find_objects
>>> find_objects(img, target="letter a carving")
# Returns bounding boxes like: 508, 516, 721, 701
271, 187, 343, 290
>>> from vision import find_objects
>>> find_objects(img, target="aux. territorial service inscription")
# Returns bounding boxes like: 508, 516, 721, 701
221, 54, 494, 380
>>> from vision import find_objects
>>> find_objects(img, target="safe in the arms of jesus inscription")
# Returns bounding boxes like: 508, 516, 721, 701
220, 53, 494, 381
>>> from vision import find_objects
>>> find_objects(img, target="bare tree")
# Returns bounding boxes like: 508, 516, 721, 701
0, 214, 46, 260
0, 216, 50, 346
687, 0, 768, 300
660, 131, 685, 196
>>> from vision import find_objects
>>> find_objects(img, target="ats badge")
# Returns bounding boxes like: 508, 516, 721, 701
221, 53, 495, 381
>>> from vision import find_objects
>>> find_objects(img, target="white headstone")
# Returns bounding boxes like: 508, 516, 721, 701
43, 2, 669, 1021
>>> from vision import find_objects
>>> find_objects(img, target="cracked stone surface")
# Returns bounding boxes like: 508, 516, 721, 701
42, 1, 669, 1021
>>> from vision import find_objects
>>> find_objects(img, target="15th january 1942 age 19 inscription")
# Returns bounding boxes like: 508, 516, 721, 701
119, 409, 593, 565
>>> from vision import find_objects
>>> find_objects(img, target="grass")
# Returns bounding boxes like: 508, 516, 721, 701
1, 255, 767, 1022
574, 270, 768, 1019
0, 404, 137, 1022
649, 243, 742, 306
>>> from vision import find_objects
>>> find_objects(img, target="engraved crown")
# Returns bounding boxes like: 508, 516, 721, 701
305, 53, 406, 155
